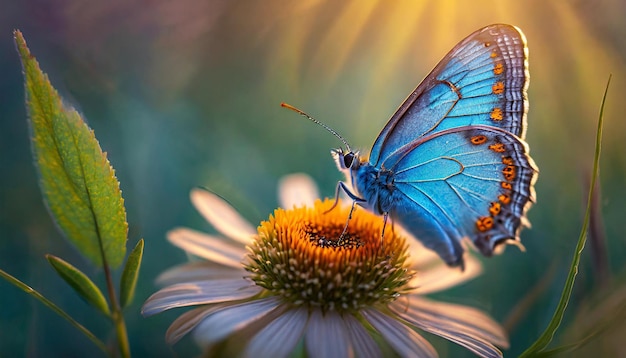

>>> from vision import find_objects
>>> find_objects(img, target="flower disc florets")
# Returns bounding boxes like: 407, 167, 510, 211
244, 199, 414, 313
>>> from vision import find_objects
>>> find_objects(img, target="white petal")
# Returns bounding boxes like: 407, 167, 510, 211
243, 307, 308, 358
391, 297, 508, 356
167, 228, 246, 269
165, 305, 228, 344
278, 173, 319, 208
193, 296, 282, 346
305, 309, 351, 358
362, 308, 437, 358
141, 279, 261, 316
401, 228, 482, 292
402, 228, 444, 263
190, 188, 256, 244
343, 314, 381, 358
409, 250, 482, 295
156, 262, 244, 286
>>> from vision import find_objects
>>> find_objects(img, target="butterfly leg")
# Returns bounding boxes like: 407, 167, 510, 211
326, 181, 366, 213
331, 182, 367, 244
337, 200, 357, 245
380, 212, 389, 244
324, 183, 343, 214
337, 181, 367, 203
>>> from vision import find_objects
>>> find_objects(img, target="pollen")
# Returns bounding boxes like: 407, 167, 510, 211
244, 199, 413, 313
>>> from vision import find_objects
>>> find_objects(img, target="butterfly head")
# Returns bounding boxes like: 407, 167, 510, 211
331, 148, 361, 172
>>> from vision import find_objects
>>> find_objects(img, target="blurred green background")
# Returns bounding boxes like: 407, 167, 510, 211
1, 1, 625, 356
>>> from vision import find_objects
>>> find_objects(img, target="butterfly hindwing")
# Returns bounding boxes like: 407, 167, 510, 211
385, 126, 536, 265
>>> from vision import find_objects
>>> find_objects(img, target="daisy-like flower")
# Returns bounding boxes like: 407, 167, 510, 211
142, 174, 509, 357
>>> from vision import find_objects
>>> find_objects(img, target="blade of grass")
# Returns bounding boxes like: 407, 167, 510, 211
519, 75, 610, 357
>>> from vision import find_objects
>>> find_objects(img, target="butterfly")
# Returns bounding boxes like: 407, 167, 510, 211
330, 23, 538, 268
284, 24, 537, 268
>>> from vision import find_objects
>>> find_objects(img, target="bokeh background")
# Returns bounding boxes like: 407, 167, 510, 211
1, 1, 625, 356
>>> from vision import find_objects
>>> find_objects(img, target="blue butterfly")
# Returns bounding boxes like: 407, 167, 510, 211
284, 24, 537, 268
328, 24, 538, 268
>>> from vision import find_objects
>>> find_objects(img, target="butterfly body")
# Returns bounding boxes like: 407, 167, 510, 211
333, 24, 537, 267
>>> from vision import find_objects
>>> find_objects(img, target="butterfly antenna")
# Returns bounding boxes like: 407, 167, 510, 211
281, 102, 351, 152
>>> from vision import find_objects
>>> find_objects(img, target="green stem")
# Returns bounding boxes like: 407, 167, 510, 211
0, 268, 109, 354
102, 260, 131, 358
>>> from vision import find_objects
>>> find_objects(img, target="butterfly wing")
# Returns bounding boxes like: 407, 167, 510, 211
369, 24, 529, 168
385, 125, 536, 266
358, 24, 536, 266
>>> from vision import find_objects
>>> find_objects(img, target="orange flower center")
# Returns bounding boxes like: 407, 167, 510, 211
244, 199, 413, 313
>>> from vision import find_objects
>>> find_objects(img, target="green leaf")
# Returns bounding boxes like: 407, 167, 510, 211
519, 75, 610, 357
46, 255, 110, 316
120, 239, 144, 308
14, 30, 127, 268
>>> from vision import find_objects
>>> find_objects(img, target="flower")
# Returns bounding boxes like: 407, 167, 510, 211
142, 174, 509, 357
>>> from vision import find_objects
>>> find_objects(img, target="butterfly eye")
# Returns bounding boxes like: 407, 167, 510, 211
343, 152, 355, 168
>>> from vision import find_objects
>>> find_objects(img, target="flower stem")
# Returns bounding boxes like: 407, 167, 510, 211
0, 268, 109, 354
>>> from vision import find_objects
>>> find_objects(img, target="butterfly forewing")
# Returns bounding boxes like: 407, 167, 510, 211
370, 24, 529, 169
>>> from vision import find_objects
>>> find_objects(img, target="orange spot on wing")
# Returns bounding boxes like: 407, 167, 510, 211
476, 216, 494, 232
501, 182, 512, 190
490, 51, 498, 58
492, 81, 505, 94
489, 202, 502, 216
499, 193, 511, 205
490, 107, 503, 121
503, 165, 516, 181
502, 157, 514, 165
489, 143, 505, 153
470, 135, 487, 145
493, 62, 504, 75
